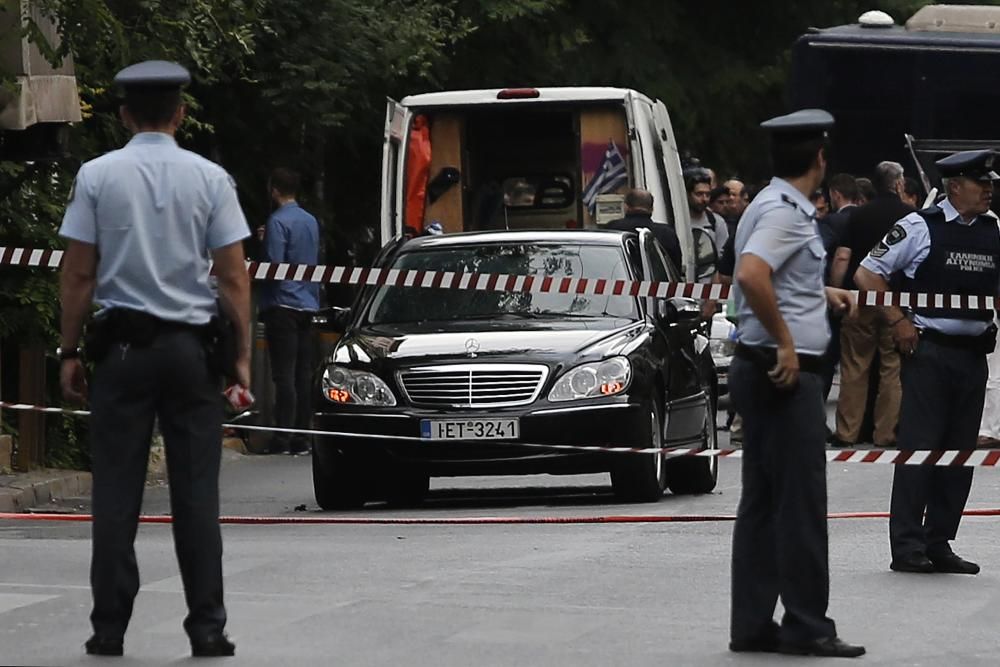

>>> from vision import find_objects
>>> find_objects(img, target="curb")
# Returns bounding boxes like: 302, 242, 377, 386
0, 470, 92, 513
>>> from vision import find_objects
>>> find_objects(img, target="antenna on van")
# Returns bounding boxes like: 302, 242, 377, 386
503, 204, 510, 230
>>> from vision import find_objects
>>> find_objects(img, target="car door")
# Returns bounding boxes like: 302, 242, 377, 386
639, 229, 707, 446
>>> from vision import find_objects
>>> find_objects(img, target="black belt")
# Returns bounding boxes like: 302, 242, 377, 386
919, 326, 996, 354
734, 343, 826, 375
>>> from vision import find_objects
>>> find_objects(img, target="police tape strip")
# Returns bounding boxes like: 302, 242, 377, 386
4, 399, 1000, 467
4, 508, 1000, 525
1, 245, 995, 311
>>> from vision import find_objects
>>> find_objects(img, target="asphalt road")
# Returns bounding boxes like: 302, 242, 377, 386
4, 428, 1000, 665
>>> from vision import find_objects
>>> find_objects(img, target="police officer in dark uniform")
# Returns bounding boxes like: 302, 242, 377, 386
855, 149, 1000, 576
729, 109, 865, 658
58, 61, 251, 657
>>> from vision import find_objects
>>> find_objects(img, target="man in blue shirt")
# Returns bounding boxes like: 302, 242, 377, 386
729, 110, 863, 658
259, 168, 321, 454
59, 60, 250, 658
856, 149, 1000, 576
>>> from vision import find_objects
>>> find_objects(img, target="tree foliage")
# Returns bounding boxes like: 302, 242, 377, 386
0, 0, 977, 466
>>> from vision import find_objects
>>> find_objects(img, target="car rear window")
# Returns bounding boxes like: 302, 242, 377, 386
366, 242, 638, 324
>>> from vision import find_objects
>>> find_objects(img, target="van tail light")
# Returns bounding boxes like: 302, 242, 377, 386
497, 88, 540, 100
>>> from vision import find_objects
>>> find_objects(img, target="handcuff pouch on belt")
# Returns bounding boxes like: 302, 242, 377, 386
83, 309, 159, 363
83, 306, 237, 381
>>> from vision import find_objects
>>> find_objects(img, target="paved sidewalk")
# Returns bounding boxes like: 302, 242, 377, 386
0, 468, 92, 513
0, 437, 245, 513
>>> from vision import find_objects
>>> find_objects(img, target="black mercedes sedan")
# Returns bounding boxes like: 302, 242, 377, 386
313, 229, 718, 508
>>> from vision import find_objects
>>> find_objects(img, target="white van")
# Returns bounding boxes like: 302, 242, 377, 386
380, 87, 712, 281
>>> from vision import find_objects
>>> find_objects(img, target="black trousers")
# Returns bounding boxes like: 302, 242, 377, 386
729, 357, 836, 644
262, 307, 315, 447
89, 330, 225, 640
889, 338, 987, 559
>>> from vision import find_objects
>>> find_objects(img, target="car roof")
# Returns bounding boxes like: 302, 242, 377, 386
400, 229, 633, 251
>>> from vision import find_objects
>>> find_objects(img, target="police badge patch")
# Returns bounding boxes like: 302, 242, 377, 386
885, 223, 907, 245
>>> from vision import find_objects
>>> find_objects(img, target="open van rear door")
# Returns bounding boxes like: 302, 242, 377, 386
380, 98, 411, 245
652, 101, 696, 282
623, 91, 647, 189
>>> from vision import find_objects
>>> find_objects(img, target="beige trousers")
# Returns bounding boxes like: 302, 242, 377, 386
835, 308, 902, 445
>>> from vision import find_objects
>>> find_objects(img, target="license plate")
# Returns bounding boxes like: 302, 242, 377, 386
420, 418, 520, 441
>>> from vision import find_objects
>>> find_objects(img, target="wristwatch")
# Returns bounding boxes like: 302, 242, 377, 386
56, 346, 82, 361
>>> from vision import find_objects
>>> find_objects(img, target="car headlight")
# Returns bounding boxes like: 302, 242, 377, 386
548, 357, 631, 402
322, 366, 396, 406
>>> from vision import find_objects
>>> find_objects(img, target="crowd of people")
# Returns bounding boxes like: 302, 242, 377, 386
683, 157, 1000, 452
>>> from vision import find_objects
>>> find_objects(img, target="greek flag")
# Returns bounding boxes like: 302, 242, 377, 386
582, 140, 628, 214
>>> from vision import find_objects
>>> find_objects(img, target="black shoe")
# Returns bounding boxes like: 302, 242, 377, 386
890, 552, 935, 573
929, 552, 980, 575
289, 441, 311, 456
265, 441, 288, 455
827, 436, 853, 448
729, 635, 779, 653
191, 633, 236, 657
778, 637, 866, 658
85, 635, 124, 656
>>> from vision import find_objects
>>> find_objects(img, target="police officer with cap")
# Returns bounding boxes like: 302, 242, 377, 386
58, 60, 251, 657
729, 109, 865, 658
856, 149, 1000, 576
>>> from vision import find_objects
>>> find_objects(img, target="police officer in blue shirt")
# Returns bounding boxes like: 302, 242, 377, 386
729, 110, 864, 658
258, 167, 321, 455
58, 61, 251, 657
855, 149, 1000, 576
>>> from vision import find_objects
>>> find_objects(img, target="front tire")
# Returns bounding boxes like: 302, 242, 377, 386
610, 400, 666, 502
385, 467, 430, 508
312, 446, 368, 510
665, 396, 718, 495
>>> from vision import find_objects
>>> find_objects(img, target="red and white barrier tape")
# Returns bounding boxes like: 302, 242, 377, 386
1, 246, 995, 310
4, 508, 1000, 525
3, 399, 999, 467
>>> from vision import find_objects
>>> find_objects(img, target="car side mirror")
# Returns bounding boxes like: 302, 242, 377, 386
661, 296, 702, 324
314, 306, 352, 334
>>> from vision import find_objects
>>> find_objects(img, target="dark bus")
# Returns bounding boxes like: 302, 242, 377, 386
789, 5, 1000, 191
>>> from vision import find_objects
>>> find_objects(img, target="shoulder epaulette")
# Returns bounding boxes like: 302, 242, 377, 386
779, 193, 802, 213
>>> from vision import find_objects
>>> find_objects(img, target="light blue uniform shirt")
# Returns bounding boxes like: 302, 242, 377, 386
258, 202, 321, 312
59, 132, 250, 325
733, 177, 830, 355
859, 197, 997, 336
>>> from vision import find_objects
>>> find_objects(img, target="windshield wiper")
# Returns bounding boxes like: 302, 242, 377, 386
458, 312, 547, 320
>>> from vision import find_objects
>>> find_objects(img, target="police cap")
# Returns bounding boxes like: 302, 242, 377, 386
113, 60, 191, 91
760, 109, 834, 141
935, 149, 1000, 182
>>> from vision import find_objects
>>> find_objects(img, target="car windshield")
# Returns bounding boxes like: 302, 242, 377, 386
366, 242, 639, 324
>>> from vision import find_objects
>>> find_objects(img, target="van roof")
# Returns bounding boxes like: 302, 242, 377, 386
400, 87, 653, 108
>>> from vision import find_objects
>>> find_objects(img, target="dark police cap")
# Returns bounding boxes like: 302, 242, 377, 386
113, 60, 191, 90
760, 109, 834, 140
935, 149, 1000, 181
